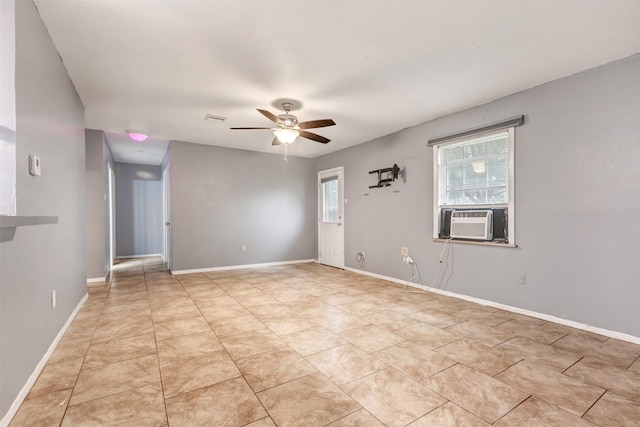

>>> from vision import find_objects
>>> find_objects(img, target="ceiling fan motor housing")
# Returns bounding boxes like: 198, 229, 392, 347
278, 114, 298, 128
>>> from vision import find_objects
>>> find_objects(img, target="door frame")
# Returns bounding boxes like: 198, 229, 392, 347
162, 163, 172, 270
317, 166, 345, 269
107, 162, 116, 269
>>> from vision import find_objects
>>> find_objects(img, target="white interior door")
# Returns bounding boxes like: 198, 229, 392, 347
318, 167, 344, 268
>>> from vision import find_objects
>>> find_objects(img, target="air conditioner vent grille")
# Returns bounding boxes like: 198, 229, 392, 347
450, 209, 493, 240
453, 211, 491, 218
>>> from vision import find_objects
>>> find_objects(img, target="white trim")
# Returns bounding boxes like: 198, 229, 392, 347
86, 277, 106, 283
108, 162, 115, 269
317, 166, 345, 269
343, 266, 640, 345
115, 253, 163, 259
432, 148, 439, 239
343, 266, 407, 284
171, 259, 315, 275
0, 293, 88, 427
433, 127, 516, 244
507, 127, 516, 244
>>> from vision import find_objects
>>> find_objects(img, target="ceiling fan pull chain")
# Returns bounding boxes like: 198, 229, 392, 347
284, 143, 288, 163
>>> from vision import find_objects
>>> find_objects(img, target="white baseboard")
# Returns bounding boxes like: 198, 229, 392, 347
171, 259, 315, 275
116, 253, 163, 259
0, 293, 88, 427
343, 266, 640, 346
86, 277, 105, 283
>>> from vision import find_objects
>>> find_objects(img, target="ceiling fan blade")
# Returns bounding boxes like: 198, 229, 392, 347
272, 137, 281, 146
229, 127, 272, 130
298, 119, 336, 129
299, 130, 330, 144
257, 109, 279, 124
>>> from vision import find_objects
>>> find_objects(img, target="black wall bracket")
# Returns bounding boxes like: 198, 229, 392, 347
369, 164, 405, 188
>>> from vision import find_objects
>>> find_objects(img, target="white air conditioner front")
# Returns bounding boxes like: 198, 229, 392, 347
450, 210, 493, 240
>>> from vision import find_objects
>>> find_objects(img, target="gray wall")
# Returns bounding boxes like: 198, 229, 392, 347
115, 162, 163, 257
315, 54, 640, 337
0, 0, 86, 419
169, 141, 316, 271
85, 129, 106, 278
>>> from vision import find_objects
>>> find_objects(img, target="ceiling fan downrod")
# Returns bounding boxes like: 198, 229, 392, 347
281, 102, 293, 113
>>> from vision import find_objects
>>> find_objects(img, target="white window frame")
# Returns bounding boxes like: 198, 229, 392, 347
0, 0, 16, 215
433, 127, 515, 245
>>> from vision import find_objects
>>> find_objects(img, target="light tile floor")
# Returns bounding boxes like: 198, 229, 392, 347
9, 257, 640, 426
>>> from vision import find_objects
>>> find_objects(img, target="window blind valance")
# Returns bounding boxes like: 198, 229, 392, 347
427, 115, 524, 146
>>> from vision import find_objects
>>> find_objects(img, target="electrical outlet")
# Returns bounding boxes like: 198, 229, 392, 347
401, 247, 409, 256
518, 273, 526, 284
241, 245, 247, 252
51, 290, 56, 309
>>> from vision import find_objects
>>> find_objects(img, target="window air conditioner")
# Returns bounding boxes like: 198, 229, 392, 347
450, 210, 493, 241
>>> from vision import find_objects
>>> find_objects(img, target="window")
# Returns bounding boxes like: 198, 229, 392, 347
321, 177, 339, 223
433, 128, 515, 244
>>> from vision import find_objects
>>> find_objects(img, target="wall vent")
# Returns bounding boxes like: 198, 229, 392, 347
205, 113, 226, 122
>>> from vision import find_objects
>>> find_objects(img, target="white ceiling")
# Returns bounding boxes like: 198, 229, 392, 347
35, 0, 640, 165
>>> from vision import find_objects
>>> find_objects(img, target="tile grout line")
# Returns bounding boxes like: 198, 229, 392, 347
145, 264, 171, 427
55, 278, 109, 425
177, 274, 275, 423
492, 394, 534, 425
579, 389, 607, 422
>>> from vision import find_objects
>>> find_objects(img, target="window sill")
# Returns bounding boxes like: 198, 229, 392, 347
433, 238, 517, 248
0, 215, 58, 228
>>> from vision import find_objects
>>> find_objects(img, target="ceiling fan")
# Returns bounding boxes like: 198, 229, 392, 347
230, 102, 336, 146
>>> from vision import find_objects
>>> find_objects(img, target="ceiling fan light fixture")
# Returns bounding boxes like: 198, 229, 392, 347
274, 128, 299, 144
126, 131, 148, 142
